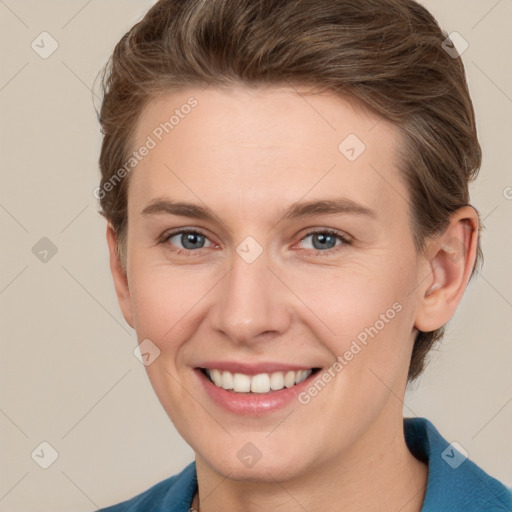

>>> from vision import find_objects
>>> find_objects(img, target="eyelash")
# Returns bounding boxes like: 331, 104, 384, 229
159, 228, 352, 258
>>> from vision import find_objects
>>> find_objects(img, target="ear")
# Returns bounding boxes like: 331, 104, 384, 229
414, 206, 479, 332
106, 223, 134, 329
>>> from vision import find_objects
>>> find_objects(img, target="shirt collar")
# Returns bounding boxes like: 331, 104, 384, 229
404, 416, 511, 511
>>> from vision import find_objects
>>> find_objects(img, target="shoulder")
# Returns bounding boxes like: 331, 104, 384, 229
97, 461, 197, 512
404, 417, 512, 512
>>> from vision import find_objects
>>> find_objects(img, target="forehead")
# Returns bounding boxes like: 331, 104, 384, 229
129, 85, 409, 226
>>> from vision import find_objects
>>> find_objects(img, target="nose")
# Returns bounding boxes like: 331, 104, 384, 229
209, 246, 292, 347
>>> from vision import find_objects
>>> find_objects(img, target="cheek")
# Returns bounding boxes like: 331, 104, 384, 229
126, 262, 216, 438
284, 257, 417, 373
296, 259, 410, 319
128, 257, 216, 350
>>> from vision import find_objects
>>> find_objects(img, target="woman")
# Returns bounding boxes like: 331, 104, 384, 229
95, 0, 512, 510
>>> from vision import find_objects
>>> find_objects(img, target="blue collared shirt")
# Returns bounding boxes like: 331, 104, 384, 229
98, 417, 512, 511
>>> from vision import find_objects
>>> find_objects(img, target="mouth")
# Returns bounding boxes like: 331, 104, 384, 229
199, 367, 322, 394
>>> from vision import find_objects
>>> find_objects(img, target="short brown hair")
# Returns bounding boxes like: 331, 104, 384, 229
96, 0, 482, 383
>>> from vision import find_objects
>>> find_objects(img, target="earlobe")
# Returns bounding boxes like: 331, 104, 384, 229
415, 207, 479, 333
106, 224, 134, 329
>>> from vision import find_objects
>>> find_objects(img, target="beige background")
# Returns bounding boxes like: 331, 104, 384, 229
1, 1, 511, 510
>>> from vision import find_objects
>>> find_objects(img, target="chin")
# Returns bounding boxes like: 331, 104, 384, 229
196, 441, 317, 484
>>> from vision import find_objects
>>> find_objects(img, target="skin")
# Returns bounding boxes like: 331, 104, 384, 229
106, 84, 479, 512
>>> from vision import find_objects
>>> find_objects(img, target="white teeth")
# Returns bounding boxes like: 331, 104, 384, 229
295, 370, 309, 384
251, 373, 270, 393
270, 371, 284, 390
211, 369, 222, 387
284, 371, 296, 388
205, 369, 313, 394
221, 371, 234, 390
233, 373, 251, 392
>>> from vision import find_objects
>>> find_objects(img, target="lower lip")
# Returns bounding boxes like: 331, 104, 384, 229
195, 369, 318, 415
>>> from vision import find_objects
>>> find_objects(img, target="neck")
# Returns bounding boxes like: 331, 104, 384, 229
193, 410, 428, 512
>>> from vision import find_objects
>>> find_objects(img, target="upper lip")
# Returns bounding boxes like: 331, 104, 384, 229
196, 361, 319, 375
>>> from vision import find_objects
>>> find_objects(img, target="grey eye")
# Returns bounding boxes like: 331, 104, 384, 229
300, 231, 343, 251
167, 231, 212, 250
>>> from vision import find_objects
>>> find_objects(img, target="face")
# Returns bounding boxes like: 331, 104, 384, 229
112, 84, 428, 482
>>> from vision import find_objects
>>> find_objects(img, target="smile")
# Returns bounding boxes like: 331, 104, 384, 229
195, 361, 323, 415
202, 368, 317, 394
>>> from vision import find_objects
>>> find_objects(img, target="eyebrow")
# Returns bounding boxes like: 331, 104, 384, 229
141, 197, 377, 224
